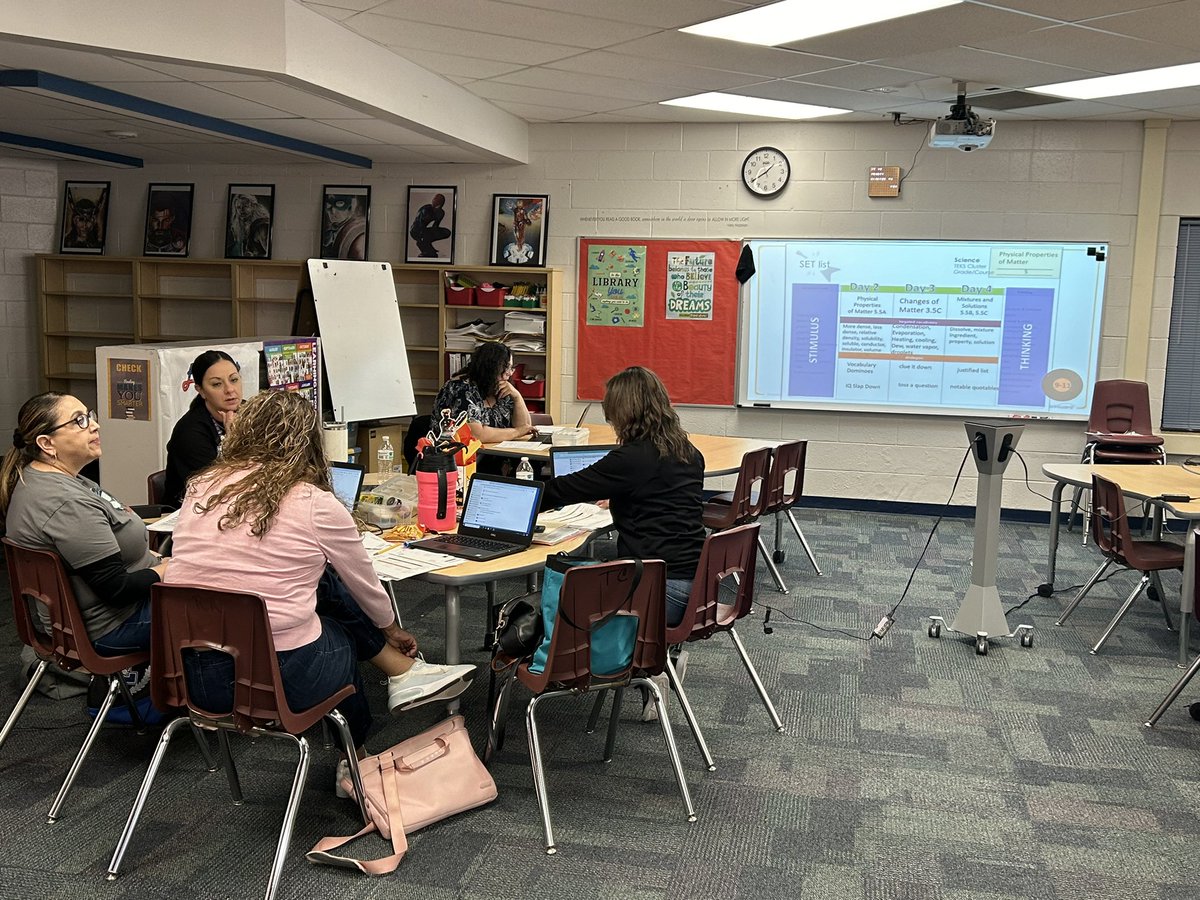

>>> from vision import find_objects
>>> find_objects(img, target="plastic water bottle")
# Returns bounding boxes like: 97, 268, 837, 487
516, 456, 534, 481
377, 436, 395, 476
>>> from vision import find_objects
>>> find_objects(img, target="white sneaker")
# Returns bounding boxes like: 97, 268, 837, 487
642, 672, 669, 722
335, 758, 352, 799
672, 650, 689, 686
387, 658, 476, 714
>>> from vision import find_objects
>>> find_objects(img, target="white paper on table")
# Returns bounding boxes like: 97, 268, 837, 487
493, 440, 547, 451
372, 546, 461, 581
539, 502, 613, 531
147, 509, 181, 532
361, 532, 390, 553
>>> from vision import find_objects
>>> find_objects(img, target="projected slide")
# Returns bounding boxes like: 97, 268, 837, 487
739, 240, 1108, 420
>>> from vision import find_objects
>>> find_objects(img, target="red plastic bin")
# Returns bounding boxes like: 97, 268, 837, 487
446, 285, 475, 305
476, 285, 507, 306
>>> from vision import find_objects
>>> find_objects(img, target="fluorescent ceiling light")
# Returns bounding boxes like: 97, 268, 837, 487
1030, 61, 1200, 100
681, 0, 963, 46
662, 92, 851, 119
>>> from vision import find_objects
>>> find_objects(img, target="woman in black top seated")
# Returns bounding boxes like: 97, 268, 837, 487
539, 366, 705, 627
163, 350, 243, 508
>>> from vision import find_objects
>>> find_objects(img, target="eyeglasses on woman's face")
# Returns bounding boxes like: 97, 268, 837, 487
44, 409, 98, 435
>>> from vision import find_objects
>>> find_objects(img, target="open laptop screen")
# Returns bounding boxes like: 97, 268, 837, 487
329, 461, 365, 513
461, 476, 541, 536
550, 445, 616, 477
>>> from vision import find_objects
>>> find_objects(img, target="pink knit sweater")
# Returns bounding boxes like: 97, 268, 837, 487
166, 472, 394, 651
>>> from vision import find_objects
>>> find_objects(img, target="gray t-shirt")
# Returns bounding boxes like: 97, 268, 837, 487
5, 467, 155, 640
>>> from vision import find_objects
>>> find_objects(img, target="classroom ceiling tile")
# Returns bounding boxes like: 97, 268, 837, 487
973, 23, 1200, 72
364, 0, 657, 47
492, 68, 676, 104
343, 13, 581, 65
604, 32, 847, 79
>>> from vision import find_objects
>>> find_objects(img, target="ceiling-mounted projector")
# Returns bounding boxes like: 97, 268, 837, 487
929, 82, 995, 151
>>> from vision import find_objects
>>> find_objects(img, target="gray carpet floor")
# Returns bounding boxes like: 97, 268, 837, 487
0, 508, 1196, 900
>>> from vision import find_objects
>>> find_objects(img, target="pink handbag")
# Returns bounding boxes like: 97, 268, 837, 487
307, 715, 497, 874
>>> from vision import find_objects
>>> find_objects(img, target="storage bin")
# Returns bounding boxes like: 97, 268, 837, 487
516, 376, 545, 399
476, 285, 507, 306
446, 285, 475, 305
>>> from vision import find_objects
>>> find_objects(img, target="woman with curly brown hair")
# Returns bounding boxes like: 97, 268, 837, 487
166, 390, 474, 757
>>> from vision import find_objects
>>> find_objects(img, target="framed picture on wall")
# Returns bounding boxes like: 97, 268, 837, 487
490, 194, 548, 267
59, 181, 111, 255
224, 184, 275, 259
320, 184, 370, 260
143, 183, 194, 257
405, 185, 456, 264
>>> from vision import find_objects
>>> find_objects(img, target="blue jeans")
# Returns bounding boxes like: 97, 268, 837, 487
665, 578, 693, 628
93, 597, 153, 655
182, 569, 387, 749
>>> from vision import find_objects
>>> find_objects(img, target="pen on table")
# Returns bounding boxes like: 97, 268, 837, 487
373, 542, 410, 556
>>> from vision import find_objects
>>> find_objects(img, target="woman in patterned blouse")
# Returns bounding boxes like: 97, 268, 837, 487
431, 342, 536, 443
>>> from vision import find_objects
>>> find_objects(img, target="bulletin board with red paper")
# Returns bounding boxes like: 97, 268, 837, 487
576, 238, 741, 406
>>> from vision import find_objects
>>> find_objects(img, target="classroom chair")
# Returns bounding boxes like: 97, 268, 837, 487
586, 524, 783, 772
702, 447, 780, 590
1055, 474, 1182, 655
1144, 550, 1200, 728
107, 583, 369, 900
487, 559, 695, 854
758, 441, 822, 590
1069, 380, 1165, 534
0, 539, 160, 823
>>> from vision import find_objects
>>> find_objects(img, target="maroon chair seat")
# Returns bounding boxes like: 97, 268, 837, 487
0, 538, 152, 824
107, 583, 368, 900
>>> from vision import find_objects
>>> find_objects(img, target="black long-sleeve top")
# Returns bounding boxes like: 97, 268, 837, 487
540, 439, 706, 580
163, 395, 222, 509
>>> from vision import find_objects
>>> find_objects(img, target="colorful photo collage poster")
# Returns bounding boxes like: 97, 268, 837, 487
264, 339, 320, 411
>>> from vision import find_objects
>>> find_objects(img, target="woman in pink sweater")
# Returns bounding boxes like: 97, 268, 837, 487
166, 391, 473, 755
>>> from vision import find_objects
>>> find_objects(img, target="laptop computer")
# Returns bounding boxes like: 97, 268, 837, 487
549, 444, 617, 477
409, 473, 545, 561
330, 460, 365, 513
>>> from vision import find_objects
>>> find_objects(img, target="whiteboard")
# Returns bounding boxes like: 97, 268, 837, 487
305, 259, 417, 421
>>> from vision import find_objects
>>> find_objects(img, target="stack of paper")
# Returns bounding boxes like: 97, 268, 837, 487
540, 502, 614, 532
445, 319, 500, 351
503, 310, 546, 335
504, 336, 546, 352
363, 533, 461, 580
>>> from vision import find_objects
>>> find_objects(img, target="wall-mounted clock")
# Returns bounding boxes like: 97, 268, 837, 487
741, 146, 790, 197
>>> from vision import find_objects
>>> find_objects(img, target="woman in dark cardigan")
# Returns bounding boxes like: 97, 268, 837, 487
162, 350, 243, 509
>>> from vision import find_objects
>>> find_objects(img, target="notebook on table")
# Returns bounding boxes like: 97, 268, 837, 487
409, 473, 545, 562
549, 444, 617, 477
330, 460, 366, 513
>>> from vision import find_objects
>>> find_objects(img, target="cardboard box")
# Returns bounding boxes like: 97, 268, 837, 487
360, 424, 408, 473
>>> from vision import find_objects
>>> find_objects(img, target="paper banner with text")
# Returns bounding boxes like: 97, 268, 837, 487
665, 251, 715, 321
586, 244, 646, 327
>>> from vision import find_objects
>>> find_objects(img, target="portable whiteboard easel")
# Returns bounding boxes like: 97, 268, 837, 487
293, 260, 417, 422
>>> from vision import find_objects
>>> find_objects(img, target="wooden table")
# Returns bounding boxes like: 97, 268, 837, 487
1041, 463, 1200, 664
480, 424, 779, 477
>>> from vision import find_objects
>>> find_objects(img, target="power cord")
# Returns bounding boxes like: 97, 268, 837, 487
761, 445, 973, 643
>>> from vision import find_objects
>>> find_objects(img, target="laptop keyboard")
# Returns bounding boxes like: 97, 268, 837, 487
437, 534, 513, 552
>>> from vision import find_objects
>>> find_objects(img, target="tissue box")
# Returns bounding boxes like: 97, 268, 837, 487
551, 427, 589, 446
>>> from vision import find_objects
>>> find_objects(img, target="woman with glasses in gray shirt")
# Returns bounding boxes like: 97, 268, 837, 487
1, 392, 166, 654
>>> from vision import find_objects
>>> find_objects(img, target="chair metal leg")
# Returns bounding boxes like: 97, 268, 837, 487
665, 658, 715, 771
1055, 558, 1114, 626
1068, 486, 1084, 533
1090, 575, 1150, 654
264, 733, 310, 900
190, 724, 218, 772
1146, 650, 1200, 727
757, 535, 788, 594
785, 510, 823, 576
635, 676, 697, 824
325, 710, 369, 826
1149, 570, 1176, 632
585, 689, 607, 734
482, 581, 499, 651
48, 675, 119, 823
217, 731, 243, 804
0, 659, 48, 752
602, 688, 624, 763
526, 691, 565, 855
108, 716, 189, 880
728, 627, 785, 733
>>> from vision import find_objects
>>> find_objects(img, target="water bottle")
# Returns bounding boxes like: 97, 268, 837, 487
377, 436, 394, 476
516, 456, 534, 481
416, 445, 458, 531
